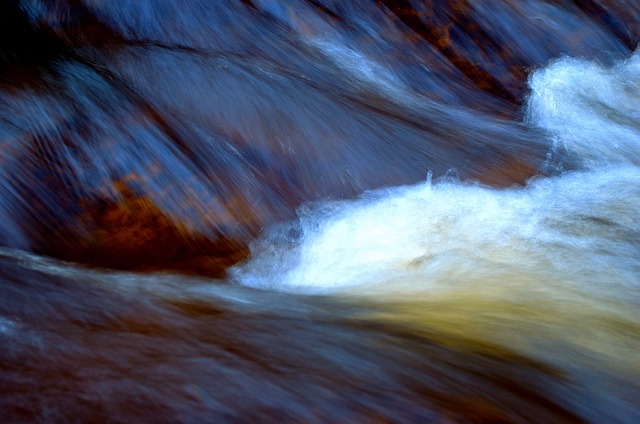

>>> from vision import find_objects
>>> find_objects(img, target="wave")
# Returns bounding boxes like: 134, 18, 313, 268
233, 51, 640, 295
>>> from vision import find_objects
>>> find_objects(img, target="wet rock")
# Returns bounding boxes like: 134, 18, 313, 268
38, 183, 250, 277
1, 0, 637, 276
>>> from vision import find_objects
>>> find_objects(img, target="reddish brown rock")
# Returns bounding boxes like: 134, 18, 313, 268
39, 182, 250, 278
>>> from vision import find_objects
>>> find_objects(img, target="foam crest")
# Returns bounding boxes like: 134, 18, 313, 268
233, 51, 640, 296
527, 51, 640, 167
232, 166, 640, 296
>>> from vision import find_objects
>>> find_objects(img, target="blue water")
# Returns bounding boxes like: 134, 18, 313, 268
1, 1, 639, 422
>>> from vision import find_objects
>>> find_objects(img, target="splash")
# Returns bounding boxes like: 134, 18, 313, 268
228, 52, 640, 423
232, 51, 640, 297
527, 51, 640, 168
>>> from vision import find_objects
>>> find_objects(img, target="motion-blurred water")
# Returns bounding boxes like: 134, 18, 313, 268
0, 1, 639, 422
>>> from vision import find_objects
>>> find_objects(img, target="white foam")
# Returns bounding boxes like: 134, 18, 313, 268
232, 51, 640, 299
527, 51, 640, 167
231, 165, 640, 296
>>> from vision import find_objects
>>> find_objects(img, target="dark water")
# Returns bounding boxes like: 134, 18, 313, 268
1, 1, 639, 422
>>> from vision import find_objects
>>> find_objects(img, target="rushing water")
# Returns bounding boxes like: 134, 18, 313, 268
1, 1, 640, 423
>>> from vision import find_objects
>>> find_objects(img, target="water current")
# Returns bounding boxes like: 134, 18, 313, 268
0, 1, 639, 422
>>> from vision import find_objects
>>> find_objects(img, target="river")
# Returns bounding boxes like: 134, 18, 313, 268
0, 1, 639, 422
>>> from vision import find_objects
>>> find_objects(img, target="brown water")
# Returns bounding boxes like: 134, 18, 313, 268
0, 1, 639, 422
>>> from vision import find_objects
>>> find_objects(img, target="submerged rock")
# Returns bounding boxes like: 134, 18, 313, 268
0, 0, 637, 274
